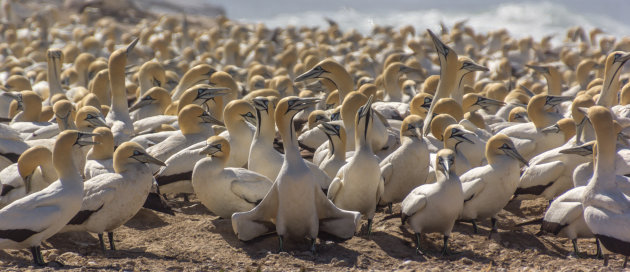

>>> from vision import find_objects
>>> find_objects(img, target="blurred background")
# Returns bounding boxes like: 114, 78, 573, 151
132, 0, 630, 42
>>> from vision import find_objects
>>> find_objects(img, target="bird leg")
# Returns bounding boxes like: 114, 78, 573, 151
624, 256, 628, 268
278, 235, 284, 253
108, 232, 116, 250
471, 219, 478, 234
415, 233, 423, 255
98, 233, 106, 251
309, 237, 316, 255
488, 217, 498, 239
571, 239, 581, 258
30, 246, 45, 266
595, 239, 604, 259
440, 235, 450, 256
603, 254, 609, 267
367, 219, 373, 238
387, 203, 393, 214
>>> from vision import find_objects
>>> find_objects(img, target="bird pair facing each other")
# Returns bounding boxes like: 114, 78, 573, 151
0, 130, 165, 266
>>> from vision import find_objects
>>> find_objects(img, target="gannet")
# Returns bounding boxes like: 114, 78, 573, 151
44, 49, 64, 106
327, 95, 384, 236
401, 149, 463, 255
63, 142, 164, 251
105, 37, 139, 147
596, 51, 630, 108
136, 61, 165, 97
423, 29, 459, 135
26, 99, 76, 140
582, 106, 630, 267
248, 96, 331, 188
232, 97, 360, 253
146, 104, 221, 170
443, 123, 487, 170
379, 115, 429, 212
129, 87, 171, 121
459, 134, 529, 236
294, 59, 354, 104
318, 122, 347, 179
218, 99, 257, 168
84, 127, 114, 179
296, 110, 330, 153
170, 64, 216, 101
0, 130, 96, 266
0, 146, 57, 208
193, 136, 273, 218
497, 94, 574, 160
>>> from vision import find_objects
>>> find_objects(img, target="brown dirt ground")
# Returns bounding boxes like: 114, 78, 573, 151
0, 197, 628, 271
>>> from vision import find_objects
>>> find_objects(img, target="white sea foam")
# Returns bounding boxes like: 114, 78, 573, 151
222, 1, 630, 43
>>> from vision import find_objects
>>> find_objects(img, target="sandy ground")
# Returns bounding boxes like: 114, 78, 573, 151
0, 196, 628, 271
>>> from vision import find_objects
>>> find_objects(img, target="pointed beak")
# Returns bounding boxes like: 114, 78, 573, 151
199, 144, 221, 156
559, 144, 594, 156
518, 84, 536, 97
358, 95, 375, 119
614, 52, 630, 63
476, 96, 505, 108
438, 158, 450, 179
196, 87, 231, 100
87, 116, 108, 128
129, 97, 153, 112
544, 95, 573, 110
200, 112, 225, 126
126, 37, 139, 55
133, 152, 165, 166
76, 132, 99, 146
399, 65, 421, 75
294, 66, 325, 82
541, 124, 560, 134
450, 130, 475, 144
502, 145, 529, 166
463, 62, 489, 72
427, 29, 449, 57
525, 64, 549, 74
290, 97, 321, 111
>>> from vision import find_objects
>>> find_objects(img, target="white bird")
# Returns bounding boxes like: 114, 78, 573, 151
105, 38, 139, 147
317, 122, 347, 179
327, 95, 384, 236
63, 142, 164, 251
232, 96, 360, 253
0, 146, 57, 208
248, 96, 331, 188
379, 115, 429, 212
401, 148, 463, 255
146, 104, 221, 172
218, 99, 257, 168
0, 130, 96, 266
497, 94, 574, 160
459, 134, 529, 236
193, 136, 273, 218
84, 127, 115, 179
582, 106, 630, 267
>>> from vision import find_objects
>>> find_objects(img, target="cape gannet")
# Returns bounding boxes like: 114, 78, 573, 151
0, 130, 96, 266
401, 149, 463, 255
193, 136, 273, 218
63, 142, 164, 251
232, 96, 360, 253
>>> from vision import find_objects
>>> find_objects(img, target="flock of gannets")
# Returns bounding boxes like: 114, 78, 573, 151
1, 2, 630, 268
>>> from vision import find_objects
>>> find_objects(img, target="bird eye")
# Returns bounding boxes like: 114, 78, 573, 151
407, 124, 414, 130
133, 150, 141, 156
424, 98, 431, 103
288, 100, 296, 106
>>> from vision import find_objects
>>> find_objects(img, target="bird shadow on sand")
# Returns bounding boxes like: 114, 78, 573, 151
123, 208, 170, 230
208, 217, 360, 267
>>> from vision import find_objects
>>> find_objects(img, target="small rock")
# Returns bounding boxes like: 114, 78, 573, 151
461, 257, 474, 265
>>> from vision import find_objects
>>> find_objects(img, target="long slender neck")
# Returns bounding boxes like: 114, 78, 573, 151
279, 114, 301, 162
23, 102, 41, 122
255, 108, 275, 145
138, 75, 153, 96
331, 134, 346, 160
54, 145, 82, 185
594, 121, 616, 178
109, 61, 130, 118
354, 115, 372, 153
545, 74, 562, 96
598, 64, 622, 107
384, 71, 402, 102
47, 58, 63, 104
